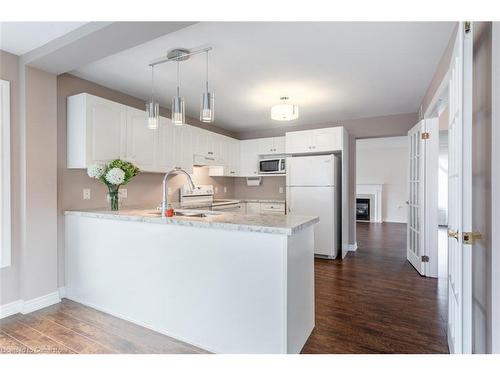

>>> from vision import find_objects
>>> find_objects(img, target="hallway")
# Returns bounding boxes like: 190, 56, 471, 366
302, 222, 448, 353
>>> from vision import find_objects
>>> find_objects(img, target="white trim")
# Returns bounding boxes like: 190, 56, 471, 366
0, 291, 62, 319
58, 287, 67, 299
0, 79, 11, 268
0, 300, 22, 319
492, 22, 500, 354
343, 243, 358, 252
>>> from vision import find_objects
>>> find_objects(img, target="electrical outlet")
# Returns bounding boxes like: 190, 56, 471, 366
214, 186, 219, 194
167, 187, 172, 195
119, 189, 127, 199
224, 186, 227, 193
279, 186, 284, 194
83, 188, 91, 200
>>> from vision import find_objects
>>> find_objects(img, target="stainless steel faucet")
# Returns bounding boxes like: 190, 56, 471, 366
161, 167, 196, 216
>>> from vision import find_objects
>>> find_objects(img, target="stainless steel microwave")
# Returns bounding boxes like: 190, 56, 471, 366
259, 158, 286, 174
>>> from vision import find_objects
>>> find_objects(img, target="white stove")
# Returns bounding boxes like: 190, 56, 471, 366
180, 185, 242, 212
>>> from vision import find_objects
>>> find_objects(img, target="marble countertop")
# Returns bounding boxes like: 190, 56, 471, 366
64, 208, 318, 235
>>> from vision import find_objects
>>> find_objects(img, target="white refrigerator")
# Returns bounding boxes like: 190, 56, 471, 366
286, 154, 340, 258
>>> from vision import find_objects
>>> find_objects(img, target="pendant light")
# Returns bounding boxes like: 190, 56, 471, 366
271, 96, 299, 121
145, 65, 159, 130
200, 50, 214, 123
171, 60, 185, 126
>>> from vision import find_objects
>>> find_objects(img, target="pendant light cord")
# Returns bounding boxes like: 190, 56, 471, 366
205, 50, 209, 92
176, 60, 180, 97
151, 65, 155, 102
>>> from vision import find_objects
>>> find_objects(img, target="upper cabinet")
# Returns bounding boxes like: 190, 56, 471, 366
67, 93, 127, 168
239, 139, 260, 176
285, 127, 343, 154
257, 136, 285, 155
125, 106, 157, 171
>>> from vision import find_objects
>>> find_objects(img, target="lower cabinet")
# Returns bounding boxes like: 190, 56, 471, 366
245, 202, 285, 215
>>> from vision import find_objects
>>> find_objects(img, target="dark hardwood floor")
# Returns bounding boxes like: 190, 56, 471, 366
302, 222, 448, 354
0, 222, 448, 354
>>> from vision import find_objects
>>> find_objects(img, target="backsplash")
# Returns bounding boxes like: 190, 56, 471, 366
233, 176, 286, 200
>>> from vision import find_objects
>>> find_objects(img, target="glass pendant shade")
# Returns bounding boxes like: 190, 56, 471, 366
145, 101, 159, 130
200, 91, 214, 123
171, 96, 185, 126
271, 97, 299, 121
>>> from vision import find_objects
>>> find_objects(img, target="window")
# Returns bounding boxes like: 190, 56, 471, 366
0, 79, 11, 268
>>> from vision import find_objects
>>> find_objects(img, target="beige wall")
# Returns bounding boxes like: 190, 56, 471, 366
0, 50, 21, 305
0, 51, 58, 305
233, 177, 286, 200
421, 24, 458, 115
22, 67, 58, 301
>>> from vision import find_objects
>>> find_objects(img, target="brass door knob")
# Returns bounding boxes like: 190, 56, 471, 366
448, 229, 459, 240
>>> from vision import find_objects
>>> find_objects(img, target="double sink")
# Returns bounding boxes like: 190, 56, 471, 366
148, 209, 222, 218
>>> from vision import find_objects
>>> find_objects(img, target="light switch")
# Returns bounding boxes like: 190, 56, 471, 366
167, 187, 172, 195
279, 186, 284, 194
214, 186, 219, 194
224, 186, 227, 193
83, 188, 91, 200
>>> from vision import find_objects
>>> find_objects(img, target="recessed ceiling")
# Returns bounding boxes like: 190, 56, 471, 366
0, 22, 87, 55
71, 22, 455, 132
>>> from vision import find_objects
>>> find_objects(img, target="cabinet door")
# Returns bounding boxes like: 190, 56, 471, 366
192, 127, 209, 156
312, 127, 342, 152
273, 136, 286, 154
246, 202, 261, 214
173, 124, 193, 173
229, 139, 240, 176
239, 139, 260, 176
125, 106, 157, 171
258, 137, 275, 155
87, 95, 126, 164
285, 131, 312, 154
157, 116, 175, 171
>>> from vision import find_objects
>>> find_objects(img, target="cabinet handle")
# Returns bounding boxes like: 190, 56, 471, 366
208, 151, 214, 155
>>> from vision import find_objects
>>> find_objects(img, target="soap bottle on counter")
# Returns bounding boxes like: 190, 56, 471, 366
165, 204, 174, 218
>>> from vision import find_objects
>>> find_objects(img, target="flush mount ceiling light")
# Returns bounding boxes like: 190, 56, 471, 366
271, 97, 299, 121
145, 65, 159, 130
147, 46, 214, 129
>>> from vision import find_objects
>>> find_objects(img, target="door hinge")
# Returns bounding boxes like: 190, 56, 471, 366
464, 21, 471, 34
421, 255, 430, 262
421, 132, 430, 140
462, 231, 482, 245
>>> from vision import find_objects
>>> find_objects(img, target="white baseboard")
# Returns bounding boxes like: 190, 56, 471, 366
0, 290, 62, 319
58, 287, 66, 299
0, 300, 22, 319
343, 243, 358, 252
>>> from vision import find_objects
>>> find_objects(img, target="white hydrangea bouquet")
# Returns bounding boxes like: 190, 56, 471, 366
87, 159, 140, 211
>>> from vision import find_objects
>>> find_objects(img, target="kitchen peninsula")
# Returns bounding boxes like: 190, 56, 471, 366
64, 208, 318, 354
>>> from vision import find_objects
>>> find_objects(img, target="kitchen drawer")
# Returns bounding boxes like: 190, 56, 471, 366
260, 202, 285, 214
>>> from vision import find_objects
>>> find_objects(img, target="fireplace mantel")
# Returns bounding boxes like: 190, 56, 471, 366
356, 184, 383, 223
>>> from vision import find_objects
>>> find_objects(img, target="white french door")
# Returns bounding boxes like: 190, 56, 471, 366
407, 118, 438, 277
447, 22, 473, 354
407, 121, 426, 275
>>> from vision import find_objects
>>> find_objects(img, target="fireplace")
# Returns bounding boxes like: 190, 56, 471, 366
356, 198, 370, 221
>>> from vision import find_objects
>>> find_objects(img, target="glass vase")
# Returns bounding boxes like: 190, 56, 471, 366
107, 186, 120, 211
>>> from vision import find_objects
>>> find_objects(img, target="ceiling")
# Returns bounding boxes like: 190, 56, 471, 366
0, 22, 87, 55
71, 22, 455, 133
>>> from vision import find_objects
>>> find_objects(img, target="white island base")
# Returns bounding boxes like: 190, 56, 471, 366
65, 212, 316, 354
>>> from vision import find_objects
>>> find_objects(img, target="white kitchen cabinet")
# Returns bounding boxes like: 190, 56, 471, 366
157, 117, 193, 174
239, 139, 260, 176
260, 202, 286, 215
285, 127, 343, 154
67, 93, 127, 168
258, 136, 286, 155
225, 138, 240, 176
125, 106, 157, 172
246, 202, 261, 214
